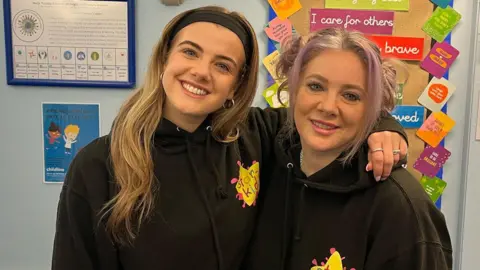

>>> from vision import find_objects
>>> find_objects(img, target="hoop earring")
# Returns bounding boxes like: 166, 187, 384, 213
223, 99, 235, 109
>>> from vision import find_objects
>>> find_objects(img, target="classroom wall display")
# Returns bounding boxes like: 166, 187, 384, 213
265, 0, 461, 208
42, 103, 100, 183
3, 0, 136, 88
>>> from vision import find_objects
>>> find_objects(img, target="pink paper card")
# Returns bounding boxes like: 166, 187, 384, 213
265, 17, 292, 43
310, 8, 394, 35
420, 42, 459, 78
413, 145, 451, 177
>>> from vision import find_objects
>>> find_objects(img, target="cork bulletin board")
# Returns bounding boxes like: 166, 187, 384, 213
264, 0, 461, 208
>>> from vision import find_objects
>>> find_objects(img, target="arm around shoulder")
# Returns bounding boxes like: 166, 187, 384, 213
52, 138, 118, 270
364, 170, 453, 269
372, 112, 408, 145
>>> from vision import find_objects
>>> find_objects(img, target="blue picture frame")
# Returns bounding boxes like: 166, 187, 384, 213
3, 0, 136, 88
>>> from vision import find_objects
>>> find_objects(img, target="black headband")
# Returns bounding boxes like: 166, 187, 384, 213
168, 10, 253, 65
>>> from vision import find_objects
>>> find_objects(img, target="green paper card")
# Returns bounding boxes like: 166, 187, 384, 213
422, 6, 461, 42
420, 176, 447, 203
395, 83, 404, 105
263, 83, 289, 108
325, 0, 409, 11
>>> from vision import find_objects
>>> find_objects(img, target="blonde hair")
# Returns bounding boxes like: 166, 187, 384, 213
103, 6, 259, 245
64, 124, 80, 135
276, 28, 407, 163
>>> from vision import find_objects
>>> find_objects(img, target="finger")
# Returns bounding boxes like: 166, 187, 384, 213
370, 150, 384, 181
366, 151, 372, 172
381, 132, 394, 180
392, 133, 401, 165
400, 139, 408, 161
367, 133, 383, 180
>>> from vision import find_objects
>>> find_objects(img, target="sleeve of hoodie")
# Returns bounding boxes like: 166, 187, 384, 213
371, 112, 409, 145
52, 139, 118, 270
364, 170, 453, 270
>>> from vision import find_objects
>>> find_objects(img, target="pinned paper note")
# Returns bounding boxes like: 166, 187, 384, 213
420, 176, 447, 203
391, 105, 425, 129
431, 0, 450, 8
264, 17, 295, 52
263, 83, 289, 108
422, 6, 461, 42
324, 0, 409, 11
395, 84, 404, 105
420, 42, 459, 78
267, 0, 302, 19
413, 145, 451, 177
416, 111, 455, 147
310, 9, 394, 35
262, 50, 286, 85
418, 77, 456, 112
367, 35, 424, 61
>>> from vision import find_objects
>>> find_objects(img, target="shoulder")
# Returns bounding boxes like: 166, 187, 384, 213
64, 135, 113, 201
370, 168, 451, 246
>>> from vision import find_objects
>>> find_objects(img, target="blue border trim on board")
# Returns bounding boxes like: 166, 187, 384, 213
2, 0, 136, 89
268, 2, 454, 209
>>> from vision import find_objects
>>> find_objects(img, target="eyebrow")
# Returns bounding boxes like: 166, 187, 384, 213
306, 74, 365, 91
177, 40, 238, 68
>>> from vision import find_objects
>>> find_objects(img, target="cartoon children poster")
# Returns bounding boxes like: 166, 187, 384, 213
42, 103, 100, 183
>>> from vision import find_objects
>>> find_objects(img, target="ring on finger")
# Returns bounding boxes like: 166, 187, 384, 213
372, 148, 384, 153
393, 149, 401, 155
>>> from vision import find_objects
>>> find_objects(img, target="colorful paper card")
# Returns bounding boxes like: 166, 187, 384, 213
310, 9, 394, 35
413, 145, 451, 177
262, 50, 286, 85
416, 111, 455, 147
264, 17, 295, 52
420, 176, 447, 203
418, 77, 456, 112
395, 83, 404, 105
324, 0, 409, 11
391, 105, 425, 128
422, 6, 461, 42
431, 0, 450, 8
267, 0, 302, 19
263, 83, 289, 108
367, 35, 424, 61
420, 42, 459, 78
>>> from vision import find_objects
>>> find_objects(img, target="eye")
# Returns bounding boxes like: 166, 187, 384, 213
182, 48, 197, 57
307, 82, 324, 91
343, 92, 360, 101
216, 62, 231, 72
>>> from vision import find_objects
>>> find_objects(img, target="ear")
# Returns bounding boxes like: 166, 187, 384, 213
227, 88, 235, 100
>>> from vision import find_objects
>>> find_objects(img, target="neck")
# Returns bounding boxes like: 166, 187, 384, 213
300, 147, 343, 177
163, 101, 207, 133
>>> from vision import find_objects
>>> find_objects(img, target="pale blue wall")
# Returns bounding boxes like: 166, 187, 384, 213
1, 0, 479, 269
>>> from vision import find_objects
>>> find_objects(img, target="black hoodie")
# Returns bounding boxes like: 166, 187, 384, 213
243, 132, 452, 270
51, 107, 406, 270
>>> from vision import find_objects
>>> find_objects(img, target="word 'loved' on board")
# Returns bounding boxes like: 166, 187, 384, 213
310, 9, 394, 35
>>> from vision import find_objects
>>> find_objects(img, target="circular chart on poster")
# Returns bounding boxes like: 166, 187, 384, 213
12, 9, 44, 42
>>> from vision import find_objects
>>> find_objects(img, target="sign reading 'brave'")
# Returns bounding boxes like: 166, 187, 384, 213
367, 35, 425, 61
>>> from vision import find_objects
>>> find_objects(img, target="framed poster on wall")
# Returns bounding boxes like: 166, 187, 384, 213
2, 0, 136, 88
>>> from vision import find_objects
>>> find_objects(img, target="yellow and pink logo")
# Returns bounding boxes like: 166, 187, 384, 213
230, 160, 259, 208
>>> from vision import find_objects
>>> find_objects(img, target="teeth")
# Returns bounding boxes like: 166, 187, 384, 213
182, 82, 208, 96
313, 121, 335, 130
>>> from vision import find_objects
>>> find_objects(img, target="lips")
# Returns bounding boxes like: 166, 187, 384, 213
181, 81, 209, 96
311, 120, 339, 136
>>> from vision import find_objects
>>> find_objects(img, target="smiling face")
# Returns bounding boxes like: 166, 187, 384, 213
294, 49, 367, 157
161, 22, 246, 126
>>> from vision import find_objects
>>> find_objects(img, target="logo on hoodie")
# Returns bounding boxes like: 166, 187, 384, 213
230, 160, 260, 208
311, 248, 355, 270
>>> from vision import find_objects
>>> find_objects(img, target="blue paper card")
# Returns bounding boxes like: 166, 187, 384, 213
431, 0, 450, 8
391, 105, 425, 128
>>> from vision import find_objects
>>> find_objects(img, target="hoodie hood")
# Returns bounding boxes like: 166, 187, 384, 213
275, 130, 379, 194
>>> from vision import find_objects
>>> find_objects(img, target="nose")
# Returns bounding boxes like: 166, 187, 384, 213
190, 59, 211, 81
316, 89, 338, 115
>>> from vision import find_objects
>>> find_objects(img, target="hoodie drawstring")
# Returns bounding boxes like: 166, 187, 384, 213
205, 129, 229, 199
280, 162, 294, 270
186, 138, 224, 270
294, 184, 306, 241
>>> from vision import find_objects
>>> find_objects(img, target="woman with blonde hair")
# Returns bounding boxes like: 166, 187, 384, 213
51, 7, 408, 270
243, 28, 452, 270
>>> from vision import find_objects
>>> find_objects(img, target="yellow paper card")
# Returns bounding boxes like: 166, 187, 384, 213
267, 0, 302, 19
416, 112, 455, 147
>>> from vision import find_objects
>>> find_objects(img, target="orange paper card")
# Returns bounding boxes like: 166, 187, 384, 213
267, 0, 302, 19
366, 35, 425, 61
416, 112, 455, 147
